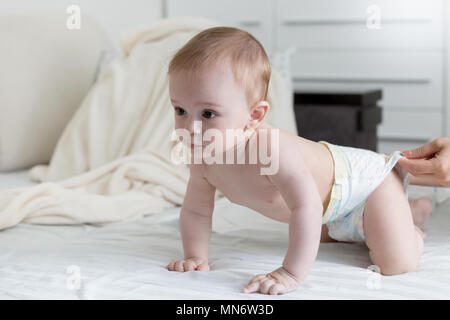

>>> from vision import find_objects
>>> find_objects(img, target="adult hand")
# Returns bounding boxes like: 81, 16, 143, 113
397, 138, 450, 187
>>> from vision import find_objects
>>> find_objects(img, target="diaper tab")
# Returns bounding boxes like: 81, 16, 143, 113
389, 151, 410, 199
318, 141, 350, 224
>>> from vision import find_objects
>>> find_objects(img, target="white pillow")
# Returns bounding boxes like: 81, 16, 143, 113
0, 13, 114, 171
266, 47, 298, 135
269, 46, 296, 91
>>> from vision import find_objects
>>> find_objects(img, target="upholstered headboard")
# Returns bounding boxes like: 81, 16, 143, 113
0, 13, 114, 171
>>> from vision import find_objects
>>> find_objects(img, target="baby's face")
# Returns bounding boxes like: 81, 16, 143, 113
169, 63, 251, 152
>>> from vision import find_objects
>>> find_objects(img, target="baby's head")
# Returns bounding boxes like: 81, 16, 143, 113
168, 27, 271, 150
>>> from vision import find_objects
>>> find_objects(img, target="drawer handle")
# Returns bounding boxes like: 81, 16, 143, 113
378, 136, 431, 143
282, 18, 431, 26
238, 19, 261, 27
292, 75, 430, 84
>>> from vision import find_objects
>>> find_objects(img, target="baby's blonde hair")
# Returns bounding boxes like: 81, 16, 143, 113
168, 26, 271, 107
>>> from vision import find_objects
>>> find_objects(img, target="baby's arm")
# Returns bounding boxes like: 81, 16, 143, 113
166, 164, 216, 272
243, 141, 323, 295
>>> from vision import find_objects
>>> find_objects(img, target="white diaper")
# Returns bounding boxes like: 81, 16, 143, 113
319, 141, 409, 242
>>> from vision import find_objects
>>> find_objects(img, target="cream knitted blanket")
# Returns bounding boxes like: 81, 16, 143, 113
0, 17, 295, 229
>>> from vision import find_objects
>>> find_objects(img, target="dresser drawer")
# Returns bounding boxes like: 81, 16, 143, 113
166, 0, 272, 50
378, 110, 442, 141
277, 0, 443, 49
377, 139, 430, 155
291, 50, 443, 109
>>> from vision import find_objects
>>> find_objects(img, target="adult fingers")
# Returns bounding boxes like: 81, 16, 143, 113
402, 139, 443, 159
408, 172, 446, 187
397, 157, 435, 175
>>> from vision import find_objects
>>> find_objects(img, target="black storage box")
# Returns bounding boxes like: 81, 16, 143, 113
294, 89, 383, 152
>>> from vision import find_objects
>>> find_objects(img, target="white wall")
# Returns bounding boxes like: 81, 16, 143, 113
0, 0, 163, 49
2, 0, 444, 150
1, 0, 445, 198
166, 0, 446, 155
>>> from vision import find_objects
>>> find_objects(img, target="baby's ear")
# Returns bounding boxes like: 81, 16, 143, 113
247, 101, 270, 129
254, 100, 270, 112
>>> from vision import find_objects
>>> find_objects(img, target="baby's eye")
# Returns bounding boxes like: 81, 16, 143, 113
202, 110, 216, 119
174, 107, 186, 116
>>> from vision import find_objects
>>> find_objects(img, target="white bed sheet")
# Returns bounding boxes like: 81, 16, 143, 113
0, 169, 449, 299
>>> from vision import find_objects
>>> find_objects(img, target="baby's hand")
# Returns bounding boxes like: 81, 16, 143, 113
242, 266, 300, 295
166, 257, 210, 272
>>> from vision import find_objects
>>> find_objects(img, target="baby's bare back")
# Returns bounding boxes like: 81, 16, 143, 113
200, 122, 335, 223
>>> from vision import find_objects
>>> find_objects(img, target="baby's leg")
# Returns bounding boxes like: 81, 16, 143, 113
363, 170, 424, 275
408, 198, 433, 237
320, 225, 336, 242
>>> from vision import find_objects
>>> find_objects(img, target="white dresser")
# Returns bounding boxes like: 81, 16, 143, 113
165, 0, 447, 154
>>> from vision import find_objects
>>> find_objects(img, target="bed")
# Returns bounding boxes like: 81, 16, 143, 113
1, 169, 449, 299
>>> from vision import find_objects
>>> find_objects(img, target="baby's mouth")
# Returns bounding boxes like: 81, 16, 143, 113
190, 143, 204, 149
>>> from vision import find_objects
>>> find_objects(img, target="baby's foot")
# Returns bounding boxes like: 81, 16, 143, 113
409, 197, 432, 235
415, 225, 427, 240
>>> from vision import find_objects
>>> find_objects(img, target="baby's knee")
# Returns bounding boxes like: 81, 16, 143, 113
379, 259, 418, 276
370, 249, 421, 276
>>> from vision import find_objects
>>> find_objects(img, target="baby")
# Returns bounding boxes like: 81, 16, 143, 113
166, 26, 433, 295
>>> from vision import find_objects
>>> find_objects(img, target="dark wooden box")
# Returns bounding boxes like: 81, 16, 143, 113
294, 89, 383, 152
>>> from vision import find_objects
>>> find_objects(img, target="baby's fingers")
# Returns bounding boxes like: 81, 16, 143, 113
184, 260, 197, 271
166, 260, 177, 271
252, 274, 266, 282
260, 279, 276, 295
268, 283, 285, 295
195, 262, 210, 271
243, 281, 260, 294
174, 260, 185, 272
167, 259, 209, 272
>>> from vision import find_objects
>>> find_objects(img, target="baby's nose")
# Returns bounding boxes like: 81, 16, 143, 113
187, 120, 202, 135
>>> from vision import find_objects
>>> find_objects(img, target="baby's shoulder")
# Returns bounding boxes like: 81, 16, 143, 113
254, 123, 303, 156
251, 123, 307, 174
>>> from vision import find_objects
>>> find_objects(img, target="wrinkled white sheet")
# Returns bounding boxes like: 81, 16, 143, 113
0, 170, 449, 299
